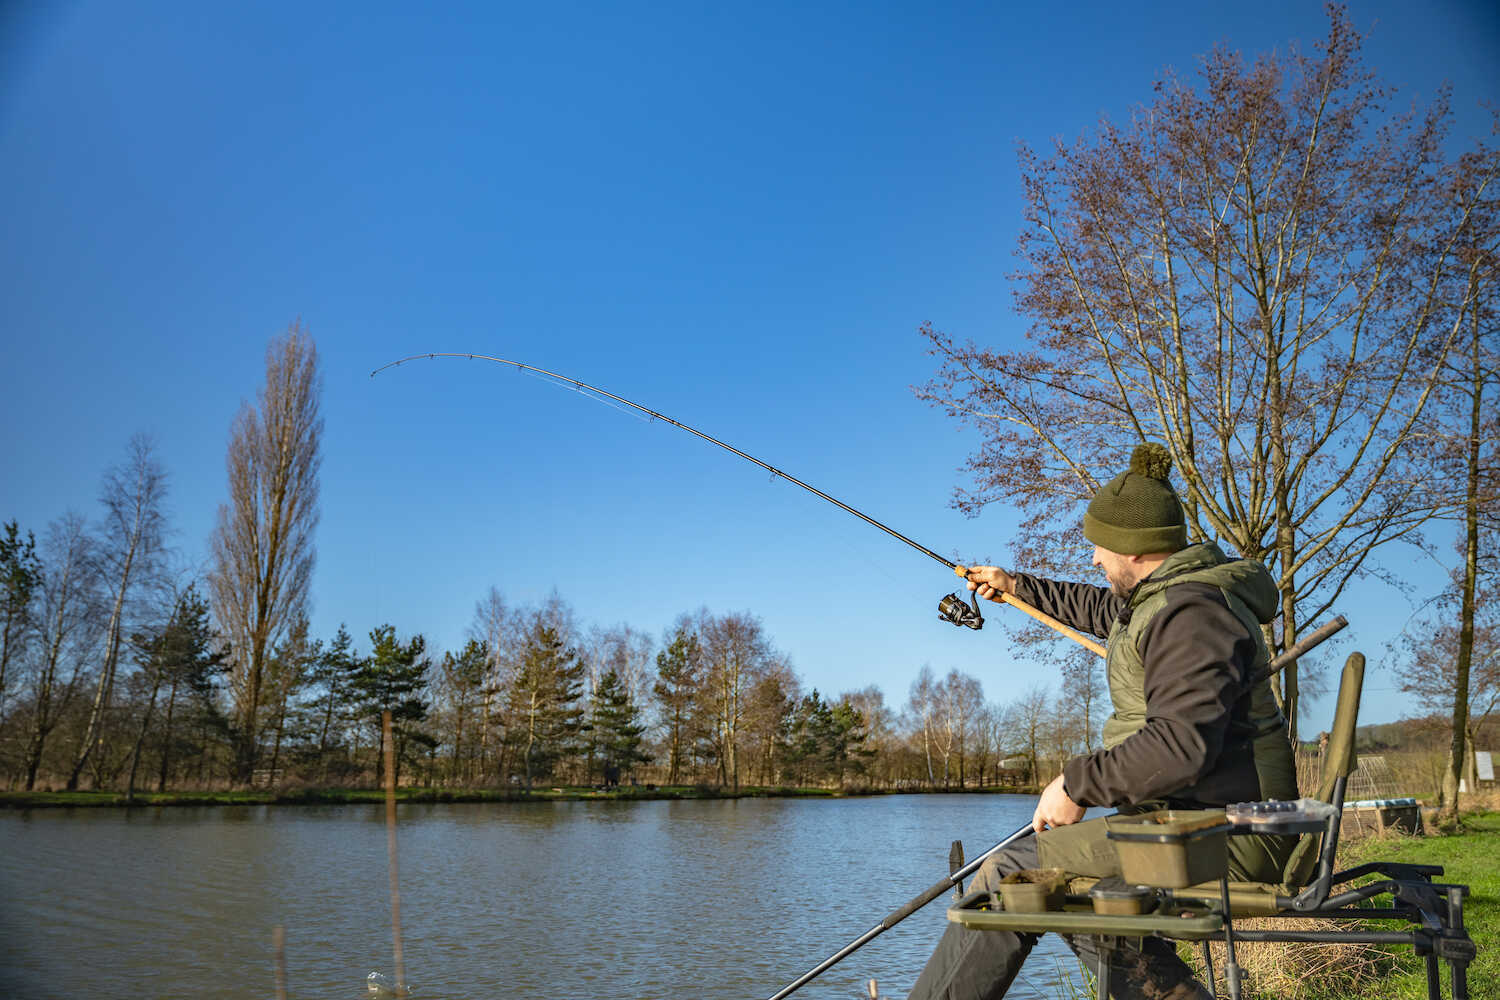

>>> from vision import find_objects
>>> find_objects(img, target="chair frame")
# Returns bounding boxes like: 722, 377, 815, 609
1187, 769, 1476, 1000
950, 651, 1478, 1000
1168, 651, 1476, 999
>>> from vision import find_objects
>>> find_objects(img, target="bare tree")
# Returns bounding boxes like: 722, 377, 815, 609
210, 322, 322, 783
942, 669, 984, 787
742, 655, 798, 785
23, 514, 98, 790
1058, 655, 1105, 753
587, 623, 656, 714
698, 610, 774, 791
1394, 582, 1500, 802
1423, 138, 1500, 820
67, 434, 168, 789
919, 11, 1488, 738
1003, 684, 1052, 787
470, 586, 516, 781
905, 665, 945, 786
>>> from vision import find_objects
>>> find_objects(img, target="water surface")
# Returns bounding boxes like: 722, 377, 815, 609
1, 795, 1085, 998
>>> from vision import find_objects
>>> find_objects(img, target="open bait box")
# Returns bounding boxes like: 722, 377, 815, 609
1104, 809, 1231, 888
995, 867, 1068, 912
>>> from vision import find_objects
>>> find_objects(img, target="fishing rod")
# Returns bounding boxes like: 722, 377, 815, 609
766, 823, 1035, 1000
371, 353, 1105, 655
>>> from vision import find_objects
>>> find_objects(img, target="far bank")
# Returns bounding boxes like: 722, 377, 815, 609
0, 782, 1043, 809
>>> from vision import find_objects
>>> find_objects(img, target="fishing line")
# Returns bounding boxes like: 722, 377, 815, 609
371, 352, 1106, 654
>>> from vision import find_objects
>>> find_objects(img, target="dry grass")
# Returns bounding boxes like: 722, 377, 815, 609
1176, 826, 1423, 999
1182, 916, 1398, 999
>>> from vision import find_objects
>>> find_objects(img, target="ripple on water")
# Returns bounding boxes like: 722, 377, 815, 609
1, 796, 1087, 999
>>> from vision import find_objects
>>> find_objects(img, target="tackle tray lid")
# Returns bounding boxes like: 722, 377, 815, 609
1088, 877, 1155, 901
1104, 809, 1230, 843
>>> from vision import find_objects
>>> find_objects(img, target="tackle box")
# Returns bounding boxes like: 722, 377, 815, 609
1104, 809, 1230, 888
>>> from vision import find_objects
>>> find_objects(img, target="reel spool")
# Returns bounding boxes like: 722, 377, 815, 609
937, 589, 985, 630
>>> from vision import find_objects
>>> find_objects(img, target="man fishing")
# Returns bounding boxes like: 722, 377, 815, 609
908, 443, 1298, 1000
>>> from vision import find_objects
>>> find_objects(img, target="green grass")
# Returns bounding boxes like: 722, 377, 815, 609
1176, 812, 1496, 999
1318, 811, 1498, 999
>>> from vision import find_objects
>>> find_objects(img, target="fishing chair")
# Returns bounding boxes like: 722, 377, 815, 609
1152, 652, 1475, 999
948, 652, 1476, 1000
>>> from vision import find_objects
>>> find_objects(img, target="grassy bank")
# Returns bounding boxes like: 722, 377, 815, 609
1320, 810, 1497, 999
1188, 811, 1497, 999
0, 782, 1038, 809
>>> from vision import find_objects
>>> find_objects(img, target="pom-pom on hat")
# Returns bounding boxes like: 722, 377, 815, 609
1083, 442, 1188, 555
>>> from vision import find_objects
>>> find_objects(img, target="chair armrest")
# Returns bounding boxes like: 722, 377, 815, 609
1333, 861, 1444, 884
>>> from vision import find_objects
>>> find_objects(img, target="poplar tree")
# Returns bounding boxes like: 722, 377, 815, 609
210, 322, 322, 783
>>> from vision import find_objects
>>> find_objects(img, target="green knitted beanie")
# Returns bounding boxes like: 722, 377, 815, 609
1082, 443, 1188, 555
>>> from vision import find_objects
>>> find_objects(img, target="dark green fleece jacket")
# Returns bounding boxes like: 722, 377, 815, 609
1015, 543, 1297, 810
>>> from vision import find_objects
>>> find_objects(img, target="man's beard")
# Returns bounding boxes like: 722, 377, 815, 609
1104, 567, 1135, 599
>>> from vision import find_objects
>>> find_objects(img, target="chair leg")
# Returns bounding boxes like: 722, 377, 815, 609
1446, 885, 1473, 1000
1425, 952, 1440, 1000
1200, 940, 1215, 996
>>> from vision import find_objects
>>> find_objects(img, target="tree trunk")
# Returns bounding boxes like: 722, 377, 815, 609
67, 574, 131, 790
267, 693, 287, 789
1443, 296, 1483, 822
157, 676, 179, 793
126, 664, 163, 803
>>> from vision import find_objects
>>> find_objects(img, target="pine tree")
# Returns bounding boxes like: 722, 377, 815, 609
306, 624, 360, 780
0, 520, 42, 731
134, 586, 227, 794
506, 619, 585, 787
439, 638, 489, 784
652, 625, 701, 785
787, 690, 872, 787
353, 625, 430, 786
590, 668, 650, 785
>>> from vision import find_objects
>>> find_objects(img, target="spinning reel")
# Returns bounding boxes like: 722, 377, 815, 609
937, 588, 985, 630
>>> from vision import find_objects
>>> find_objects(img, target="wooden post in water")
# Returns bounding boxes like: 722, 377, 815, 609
273, 924, 288, 1000
383, 710, 407, 996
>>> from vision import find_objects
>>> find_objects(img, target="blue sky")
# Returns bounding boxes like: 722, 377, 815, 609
3, 0, 1497, 728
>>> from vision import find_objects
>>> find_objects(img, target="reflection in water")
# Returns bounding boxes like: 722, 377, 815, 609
0, 796, 1084, 999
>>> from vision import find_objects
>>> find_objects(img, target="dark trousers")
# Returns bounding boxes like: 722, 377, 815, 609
906, 832, 1210, 1000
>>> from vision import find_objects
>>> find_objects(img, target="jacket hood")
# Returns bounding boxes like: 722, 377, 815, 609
1137, 542, 1280, 624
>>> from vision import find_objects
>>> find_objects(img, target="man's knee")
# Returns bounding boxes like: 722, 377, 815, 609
969, 840, 1040, 893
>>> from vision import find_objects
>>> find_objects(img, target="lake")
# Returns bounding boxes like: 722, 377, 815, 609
0, 795, 1087, 999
